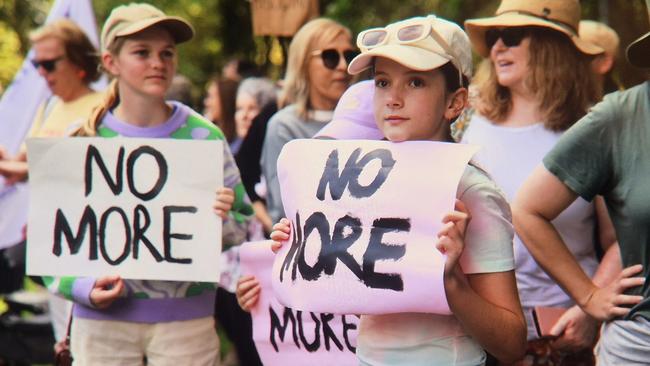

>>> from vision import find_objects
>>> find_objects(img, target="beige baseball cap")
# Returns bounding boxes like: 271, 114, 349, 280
579, 20, 619, 57
101, 3, 194, 51
348, 15, 472, 81
465, 0, 603, 57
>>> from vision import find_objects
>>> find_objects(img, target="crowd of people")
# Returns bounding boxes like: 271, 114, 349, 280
0, 0, 648, 365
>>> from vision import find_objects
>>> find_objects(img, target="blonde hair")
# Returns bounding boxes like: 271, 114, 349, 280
475, 27, 599, 131
74, 37, 127, 137
279, 18, 351, 119
30, 19, 101, 84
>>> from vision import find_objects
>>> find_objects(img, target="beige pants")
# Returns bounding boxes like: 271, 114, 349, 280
70, 316, 219, 366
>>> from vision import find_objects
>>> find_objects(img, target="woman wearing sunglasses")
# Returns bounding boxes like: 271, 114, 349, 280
462, 1, 619, 364
0, 19, 103, 183
260, 17, 357, 225
0, 18, 104, 346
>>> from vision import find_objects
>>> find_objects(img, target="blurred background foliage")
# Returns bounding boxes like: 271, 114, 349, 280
1, 0, 649, 99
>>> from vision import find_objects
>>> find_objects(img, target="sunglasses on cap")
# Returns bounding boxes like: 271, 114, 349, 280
31, 56, 65, 73
485, 27, 535, 50
357, 16, 463, 85
312, 49, 359, 70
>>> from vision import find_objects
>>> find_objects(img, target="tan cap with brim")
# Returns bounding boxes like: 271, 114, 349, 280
349, 44, 454, 74
465, 0, 603, 57
579, 20, 619, 57
348, 15, 473, 80
626, 31, 650, 68
101, 3, 194, 51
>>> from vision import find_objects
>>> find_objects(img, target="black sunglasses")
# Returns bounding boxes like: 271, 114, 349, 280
312, 49, 359, 70
485, 27, 534, 50
31, 56, 65, 73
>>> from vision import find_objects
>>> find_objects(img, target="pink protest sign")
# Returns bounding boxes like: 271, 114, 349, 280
272, 139, 479, 315
239, 241, 359, 365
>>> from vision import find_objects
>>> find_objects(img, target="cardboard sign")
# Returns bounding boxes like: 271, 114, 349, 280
272, 139, 479, 314
26, 137, 223, 282
240, 241, 358, 365
250, 0, 319, 36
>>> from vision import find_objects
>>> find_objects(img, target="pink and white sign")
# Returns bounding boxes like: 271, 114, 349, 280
272, 139, 479, 315
240, 241, 358, 365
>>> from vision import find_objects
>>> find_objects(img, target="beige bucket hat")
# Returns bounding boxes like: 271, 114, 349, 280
101, 3, 194, 51
579, 20, 619, 57
464, 0, 603, 57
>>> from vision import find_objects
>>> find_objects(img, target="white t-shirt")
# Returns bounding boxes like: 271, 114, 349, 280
356, 164, 515, 366
461, 115, 599, 339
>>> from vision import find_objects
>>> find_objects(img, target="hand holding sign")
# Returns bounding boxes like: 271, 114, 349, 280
270, 218, 291, 253
90, 275, 124, 309
213, 187, 234, 219
437, 199, 470, 276
236, 274, 261, 311
236, 219, 292, 311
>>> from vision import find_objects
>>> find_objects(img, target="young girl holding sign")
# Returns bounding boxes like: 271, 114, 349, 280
240, 15, 526, 365
43, 3, 252, 364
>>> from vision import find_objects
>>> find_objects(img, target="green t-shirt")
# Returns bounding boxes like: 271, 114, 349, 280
543, 81, 650, 320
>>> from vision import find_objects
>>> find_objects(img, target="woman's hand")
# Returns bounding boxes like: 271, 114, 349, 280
436, 199, 470, 275
0, 147, 29, 184
89, 275, 124, 309
213, 187, 234, 219
236, 275, 261, 312
581, 264, 645, 321
270, 218, 291, 253
549, 305, 598, 351
0, 160, 29, 184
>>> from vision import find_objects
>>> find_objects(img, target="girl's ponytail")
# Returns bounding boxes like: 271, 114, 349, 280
74, 79, 119, 136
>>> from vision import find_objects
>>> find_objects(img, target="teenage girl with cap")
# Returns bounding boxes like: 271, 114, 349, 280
513, 8, 650, 366
253, 14, 527, 365
461, 1, 620, 363
45, 4, 252, 364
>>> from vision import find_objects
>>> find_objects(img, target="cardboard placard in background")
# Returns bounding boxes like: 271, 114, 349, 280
240, 240, 358, 365
251, 0, 319, 36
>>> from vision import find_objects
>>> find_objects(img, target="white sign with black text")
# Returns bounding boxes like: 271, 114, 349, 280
26, 137, 223, 282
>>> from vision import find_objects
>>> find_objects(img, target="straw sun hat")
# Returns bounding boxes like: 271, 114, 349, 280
464, 0, 603, 57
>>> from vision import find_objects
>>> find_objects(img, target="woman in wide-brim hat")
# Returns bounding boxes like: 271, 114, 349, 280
513, 3, 650, 363
464, 0, 601, 57
461, 0, 619, 364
